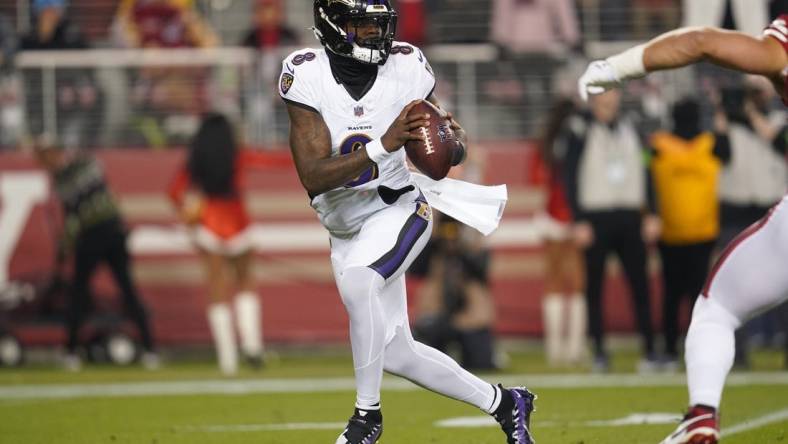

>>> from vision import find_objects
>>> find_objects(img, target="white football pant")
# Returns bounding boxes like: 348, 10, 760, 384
332, 189, 499, 413
686, 196, 788, 408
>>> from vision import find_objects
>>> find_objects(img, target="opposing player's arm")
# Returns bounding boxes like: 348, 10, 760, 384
579, 24, 788, 100
427, 94, 467, 166
644, 27, 786, 77
286, 103, 374, 196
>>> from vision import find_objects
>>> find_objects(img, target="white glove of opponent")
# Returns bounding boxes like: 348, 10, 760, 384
577, 60, 621, 101
577, 44, 648, 102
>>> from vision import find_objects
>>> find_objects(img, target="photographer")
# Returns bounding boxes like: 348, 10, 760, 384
33, 138, 158, 371
410, 211, 497, 371
717, 81, 787, 242
716, 80, 788, 368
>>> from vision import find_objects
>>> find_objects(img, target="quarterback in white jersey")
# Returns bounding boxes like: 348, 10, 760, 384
280, 40, 431, 237
279, 2, 535, 444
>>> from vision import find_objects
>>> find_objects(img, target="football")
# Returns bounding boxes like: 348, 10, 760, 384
404, 101, 464, 180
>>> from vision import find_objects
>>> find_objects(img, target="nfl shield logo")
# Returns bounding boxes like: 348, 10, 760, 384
354, 105, 364, 117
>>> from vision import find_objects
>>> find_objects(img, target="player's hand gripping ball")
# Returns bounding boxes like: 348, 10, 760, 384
404, 101, 465, 180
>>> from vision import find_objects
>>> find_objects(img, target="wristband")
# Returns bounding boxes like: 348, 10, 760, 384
365, 138, 389, 163
606, 44, 647, 81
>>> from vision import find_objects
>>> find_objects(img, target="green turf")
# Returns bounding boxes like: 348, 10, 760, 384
0, 350, 786, 443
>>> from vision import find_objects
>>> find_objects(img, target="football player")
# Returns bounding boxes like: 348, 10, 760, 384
279, 1, 535, 444
579, 16, 788, 444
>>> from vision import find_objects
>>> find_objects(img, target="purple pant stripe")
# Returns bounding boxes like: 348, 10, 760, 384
369, 212, 428, 279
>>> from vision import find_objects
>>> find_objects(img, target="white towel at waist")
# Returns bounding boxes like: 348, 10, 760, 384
411, 172, 508, 236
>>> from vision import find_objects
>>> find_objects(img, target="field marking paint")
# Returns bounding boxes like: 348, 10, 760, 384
721, 408, 788, 437
435, 413, 681, 429
585, 413, 684, 427
165, 409, 788, 435
435, 409, 788, 437
179, 422, 347, 432
0, 372, 786, 400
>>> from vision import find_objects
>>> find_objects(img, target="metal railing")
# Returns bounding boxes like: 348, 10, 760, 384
7, 39, 740, 150
11, 45, 571, 148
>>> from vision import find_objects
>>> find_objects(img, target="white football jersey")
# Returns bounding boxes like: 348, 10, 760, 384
279, 43, 436, 237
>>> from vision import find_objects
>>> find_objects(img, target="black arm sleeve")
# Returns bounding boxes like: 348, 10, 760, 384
563, 130, 585, 222
712, 132, 732, 165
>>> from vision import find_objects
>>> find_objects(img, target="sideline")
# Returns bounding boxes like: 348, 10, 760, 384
0, 372, 786, 400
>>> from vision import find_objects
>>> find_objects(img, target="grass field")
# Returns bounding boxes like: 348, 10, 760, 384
1, 349, 786, 444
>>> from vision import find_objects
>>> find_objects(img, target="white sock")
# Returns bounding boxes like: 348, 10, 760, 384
383, 324, 499, 413
542, 294, 565, 366
338, 267, 387, 409
234, 291, 263, 357
207, 304, 238, 375
566, 294, 588, 364
685, 297, 741, 409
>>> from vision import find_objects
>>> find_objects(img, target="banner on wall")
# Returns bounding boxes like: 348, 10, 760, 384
0, 147, 658, 347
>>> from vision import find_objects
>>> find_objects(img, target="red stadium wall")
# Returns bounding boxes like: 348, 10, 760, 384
0, 146, 670, 347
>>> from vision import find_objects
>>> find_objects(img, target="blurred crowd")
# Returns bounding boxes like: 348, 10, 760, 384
0, 0, 782, 149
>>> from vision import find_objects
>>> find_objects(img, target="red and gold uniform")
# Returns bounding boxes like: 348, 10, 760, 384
763, 14, 788, 104
168, 149, 290, 255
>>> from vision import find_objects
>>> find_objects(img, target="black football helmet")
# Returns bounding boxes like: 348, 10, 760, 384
313, 0, 398, 65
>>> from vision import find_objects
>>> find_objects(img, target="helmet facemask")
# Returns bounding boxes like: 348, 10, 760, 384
313, 1, 397, 65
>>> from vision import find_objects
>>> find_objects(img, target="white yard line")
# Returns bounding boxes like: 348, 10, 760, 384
721, 408, 788, 437
435, 413, 683, 429
0, 372, 786, 400
178, 410, 788, 435
179, 422, 347, 432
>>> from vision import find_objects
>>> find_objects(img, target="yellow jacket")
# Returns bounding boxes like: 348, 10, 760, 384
650, 132, 721, 245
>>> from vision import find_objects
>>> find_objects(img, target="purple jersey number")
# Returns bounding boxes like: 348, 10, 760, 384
340, 134, 379, 187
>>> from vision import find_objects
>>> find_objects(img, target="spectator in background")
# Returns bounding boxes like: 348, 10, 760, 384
411, 212, 498, 371
565, 89, 661, 373
168, 113, 289, 375
537, 98, 587, 368
683, 0, 769, 36
241, 0, 298, 148
241, 0, 299, 50
649, 98, 727, 371
112, 0, 219, 147
33, 136, 159, 372
717, 81, 787, 254
411, 153, 498, 371
113, 0, 217, 49
716, 81, 788, 367
490, 0, 580, 135
21, 0, 101, 149
491, 0, 579, 54
21, 0, 87, 50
